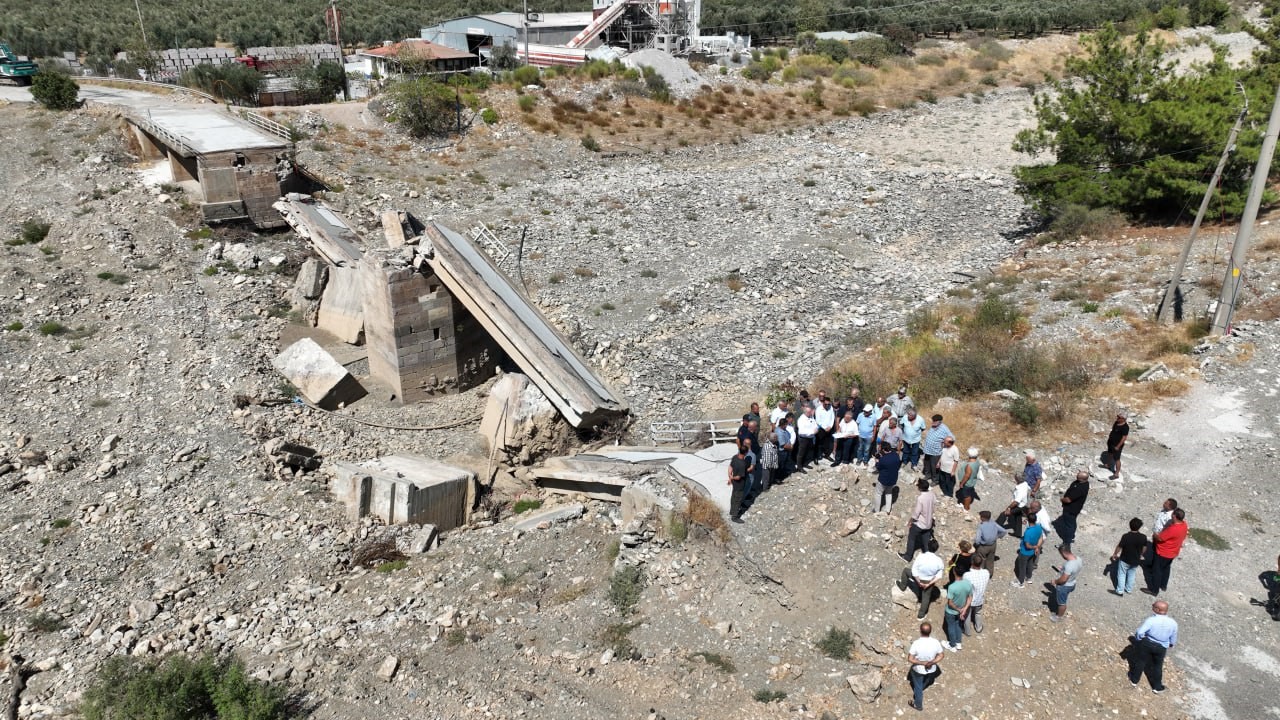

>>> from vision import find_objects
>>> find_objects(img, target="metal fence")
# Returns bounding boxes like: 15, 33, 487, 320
649, 418, 740, 447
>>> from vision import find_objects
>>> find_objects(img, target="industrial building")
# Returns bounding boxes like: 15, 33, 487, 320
420, 12, 595, 58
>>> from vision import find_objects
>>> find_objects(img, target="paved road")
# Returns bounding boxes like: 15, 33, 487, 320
0, 82, 205, 111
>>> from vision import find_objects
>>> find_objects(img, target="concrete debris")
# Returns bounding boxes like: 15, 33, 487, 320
264, 437, 322, 472
846, 668, 884, 703
532, 455, 642, 502
221, 243, 259, 271
510, 503, 585, 533
272, 338, 367, 410
838, 518, 863, 537
481, 373, 559, 462
18, 449, 47, 467
316, 266, 365, 345
1138, 362, 1172, 382
294, 258, 329, 300
100, 434, 120, 453
376, 655, 399, 682
330, 454, 475, 531
406, 524, 439, 553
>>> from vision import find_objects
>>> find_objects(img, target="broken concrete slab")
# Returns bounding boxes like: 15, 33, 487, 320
316, 265, 365, 345
272, 338, 367, 410
330, 454, 475, 531
510, 503, 585, 532
376, 655, 398, 682
480, 373, 558, 458
406, 524, 439, 553
532, 454, 659, 502
425, 222, 627, 429
382, 211, 408, 248
294, 258, 329, 300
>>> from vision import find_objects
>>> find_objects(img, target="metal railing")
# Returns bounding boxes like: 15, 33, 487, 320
236, 110, 294, 142
649, 418, 741, 447
77, 76, 218, 103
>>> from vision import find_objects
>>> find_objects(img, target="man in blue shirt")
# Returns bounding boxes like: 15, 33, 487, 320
921, 414, 952, 484
1128, 600, 1178, 693
855, 404, 877, 464
1011, 521, 1044, 588
900, 407, 927, 471
1023, 450, 1044, 496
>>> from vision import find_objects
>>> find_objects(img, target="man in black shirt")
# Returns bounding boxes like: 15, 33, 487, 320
736, 416, 761, 497
1110, 518, 1148, 596
728, 445, 752, 524
1053, 471, 1090, 552
1106, 414, 1130, 480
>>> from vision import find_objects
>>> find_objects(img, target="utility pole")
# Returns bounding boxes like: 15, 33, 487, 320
1157, 90, 1247, 323
133, 0, 150, 52
1212, 82, 1280, 335
523, 0, 531, 67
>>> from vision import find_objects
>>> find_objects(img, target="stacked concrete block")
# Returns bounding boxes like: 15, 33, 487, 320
360, 251, 501, 404
329, 454, 475, 531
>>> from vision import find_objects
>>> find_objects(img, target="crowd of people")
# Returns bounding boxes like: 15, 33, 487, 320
722, 388, 1261, 711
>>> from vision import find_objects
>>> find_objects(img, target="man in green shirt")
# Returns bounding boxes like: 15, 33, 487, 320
941, 576, 972, 652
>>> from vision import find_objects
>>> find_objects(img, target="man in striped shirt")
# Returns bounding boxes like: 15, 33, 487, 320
1128, 600, 1178, 693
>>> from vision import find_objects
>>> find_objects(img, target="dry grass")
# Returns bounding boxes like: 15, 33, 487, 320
500, 35, 1077, 152
685, 490, 729, 543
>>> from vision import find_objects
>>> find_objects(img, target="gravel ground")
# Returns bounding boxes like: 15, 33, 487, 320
0, 51, 1277, 719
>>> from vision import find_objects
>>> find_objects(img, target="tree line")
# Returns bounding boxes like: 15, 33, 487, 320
2, 0, 1229, 58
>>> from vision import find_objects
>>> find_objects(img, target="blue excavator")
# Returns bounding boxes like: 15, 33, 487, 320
0, 43, 37, 84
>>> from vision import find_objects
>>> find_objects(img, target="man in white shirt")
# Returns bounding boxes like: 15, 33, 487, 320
998, 476, 1031, 537
906, 621, 944, 711
962, 554, 990, 634
896, 538, 945, 619
1147, 498, 1177, 566
769, 398, 789, 428
815, 397, 837, 463
795, 406, 819, 473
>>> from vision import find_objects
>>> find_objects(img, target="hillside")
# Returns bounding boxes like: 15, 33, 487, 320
2, 0, 1229, 59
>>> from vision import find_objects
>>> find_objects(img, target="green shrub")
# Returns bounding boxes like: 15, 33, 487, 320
816, 627, 854, 660
375, 559, 407, 572
385, 77, 462, 138
81, 653, 290, 720
29, 612, 66, 633
180, 63, 262, 104
481, 107, 499, 124
517, 94, 537, 113
917, 54, 946, 66
4, 322, 23, 332
742, 62, 773, 81
581, 133, 601, 152
754, 688, 787, 703
690, 651, 735, 673
1081, 301, 1100, 313
31, 71, 79, 110
1120, 366, 1148, 382
510, 65, 541, 87
608, 565, 646, 616
38, 321, 67, 336
1008, 396, 1040, 428
22, 219, 51, 245
639, 269, 658, 278
1045, 204, 1125, 242
513, 498, 543, 514
601, 621, 640, 659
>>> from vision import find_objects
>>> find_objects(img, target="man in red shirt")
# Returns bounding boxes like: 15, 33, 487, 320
1144, 508, 1188, 597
